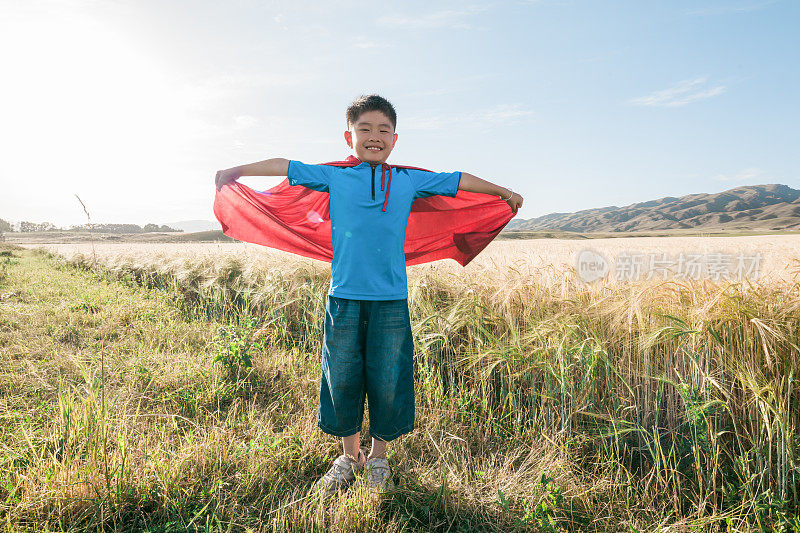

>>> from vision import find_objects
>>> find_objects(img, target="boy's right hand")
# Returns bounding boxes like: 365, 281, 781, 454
215, 168, 241, 191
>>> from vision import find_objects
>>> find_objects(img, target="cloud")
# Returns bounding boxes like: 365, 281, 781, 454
630, 77, 726, 107
404, 73, 492, 98
353, 38, 389, 49
714, 167, 770, 182
378, 6, 488, 30
233, 115, 258, 129
189, 71, 316, 95
480, 105, 535, 122
685, 0, 778, 16
516, 0, 573, 5
404, 104, 533, 130
273, 13, 288, 30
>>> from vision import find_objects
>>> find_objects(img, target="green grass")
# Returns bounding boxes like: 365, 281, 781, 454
1, 244, 798, 531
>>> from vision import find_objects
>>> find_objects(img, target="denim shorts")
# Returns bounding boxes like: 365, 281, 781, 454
317, 295, 415, 442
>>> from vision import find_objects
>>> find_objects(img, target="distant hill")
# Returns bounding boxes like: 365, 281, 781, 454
506, 184, 800, 233
163, 220, 220, 233
5, 230, 234, 244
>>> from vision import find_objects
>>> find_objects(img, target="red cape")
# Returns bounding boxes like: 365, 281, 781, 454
213, 156, 515, 266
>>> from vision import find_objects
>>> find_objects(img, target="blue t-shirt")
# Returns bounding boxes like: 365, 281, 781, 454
287, 160, 461, 300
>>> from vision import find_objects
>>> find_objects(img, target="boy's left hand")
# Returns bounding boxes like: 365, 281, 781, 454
506, 192, 524, 214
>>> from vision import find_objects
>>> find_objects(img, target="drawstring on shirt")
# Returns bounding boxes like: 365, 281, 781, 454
381, 164, 392, 212
368, 160, 395, 213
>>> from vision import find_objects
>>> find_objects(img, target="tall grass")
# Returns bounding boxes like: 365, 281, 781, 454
51, 247, 800, 530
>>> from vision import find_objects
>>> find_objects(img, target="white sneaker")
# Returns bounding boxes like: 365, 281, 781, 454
364, 456, 394, 492
312, 451, 365, 497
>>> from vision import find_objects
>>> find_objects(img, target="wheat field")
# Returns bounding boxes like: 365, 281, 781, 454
28, 232, 800, 281
2, 236, 799, 531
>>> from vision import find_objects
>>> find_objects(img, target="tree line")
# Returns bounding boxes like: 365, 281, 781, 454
0, 219, 181, 233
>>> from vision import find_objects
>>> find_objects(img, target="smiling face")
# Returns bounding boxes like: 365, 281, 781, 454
344, 110, 398, 165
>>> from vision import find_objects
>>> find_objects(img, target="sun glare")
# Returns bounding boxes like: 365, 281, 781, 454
0, 6, 198, 201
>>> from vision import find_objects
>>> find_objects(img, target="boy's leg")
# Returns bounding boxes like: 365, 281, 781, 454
369, 436, 388, 460
364, 299, 414, 491
359, 298, 414, 492
343, 432, 361, 460
318, 295, 367, 438
312, 296, 368, 496
366, 436, 391, 492
363, 298, 415, 442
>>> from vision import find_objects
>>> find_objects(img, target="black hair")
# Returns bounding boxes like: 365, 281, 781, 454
346, 94, 397, 131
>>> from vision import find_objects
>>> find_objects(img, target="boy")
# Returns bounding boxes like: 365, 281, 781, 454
214, 95, 523, 495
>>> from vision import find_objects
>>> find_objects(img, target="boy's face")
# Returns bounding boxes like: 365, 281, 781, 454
344, 110, 398, 165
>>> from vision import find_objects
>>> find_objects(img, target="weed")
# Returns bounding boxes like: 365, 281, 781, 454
211, 317, 263, 380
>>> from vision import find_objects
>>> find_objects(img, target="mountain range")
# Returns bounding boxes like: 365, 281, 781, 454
162, 220, 220, 233
505, 184, 800, 234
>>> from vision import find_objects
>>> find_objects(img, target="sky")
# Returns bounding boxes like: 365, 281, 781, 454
1, 0, 798, 227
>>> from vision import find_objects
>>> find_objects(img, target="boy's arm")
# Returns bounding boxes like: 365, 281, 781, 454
458, 172, 524, 214
215, 158, 290, 190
